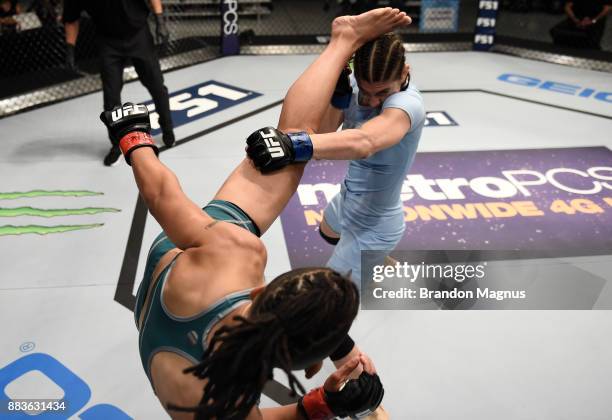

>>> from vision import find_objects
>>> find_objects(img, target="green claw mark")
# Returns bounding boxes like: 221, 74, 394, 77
0, 224, 104, 236
0, 190, 115, 236
0, 190, 103, 200
0, 207, 120, 218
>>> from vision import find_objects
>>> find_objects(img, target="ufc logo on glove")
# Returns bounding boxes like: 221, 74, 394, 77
112, 104, 148, 121
260, 128, 286, 158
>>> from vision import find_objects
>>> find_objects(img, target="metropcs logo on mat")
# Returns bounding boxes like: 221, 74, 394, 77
0, 353, 131, 419
280, 147, 612, 268
144, 80, 262, 134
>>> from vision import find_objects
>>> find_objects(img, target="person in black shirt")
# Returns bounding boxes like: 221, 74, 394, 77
63, 0, 174, 166
0, 0, 21, 33
550, 0, 611, 49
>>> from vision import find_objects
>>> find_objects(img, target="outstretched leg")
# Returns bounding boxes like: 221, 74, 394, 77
279, 8, 410, 133
215, 8, 411, 234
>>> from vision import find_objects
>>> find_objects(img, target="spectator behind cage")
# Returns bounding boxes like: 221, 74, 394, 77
63, 0, 175, 166
0, 0, 21, 33
550, 0, 611, 49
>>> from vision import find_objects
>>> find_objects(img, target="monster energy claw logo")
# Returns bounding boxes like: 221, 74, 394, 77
0, 190, 120, 236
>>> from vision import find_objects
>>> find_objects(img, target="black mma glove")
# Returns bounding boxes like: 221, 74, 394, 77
298, 372, 384, 420
100, 103, 159, 165
66, 43, 76, 71
155, 13, 169, 46
331, 65, 353, 109
246, 127, 313, 173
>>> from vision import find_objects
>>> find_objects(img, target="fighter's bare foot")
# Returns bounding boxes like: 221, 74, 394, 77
331, 7, 412, 49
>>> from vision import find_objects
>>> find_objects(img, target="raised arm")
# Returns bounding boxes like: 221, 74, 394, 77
100, 104, 215, 250
217, 8, 411, 234
254, 354, 383, 420
311, 107, 411, 160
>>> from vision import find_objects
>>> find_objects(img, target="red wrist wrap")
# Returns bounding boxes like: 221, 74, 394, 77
301, 387, 334, 420
119, 131, 158, 165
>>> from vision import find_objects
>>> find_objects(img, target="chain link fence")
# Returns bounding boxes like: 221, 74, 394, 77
0, 0, 222, 116
1, 0, 610, 117
235, 0, 477, 39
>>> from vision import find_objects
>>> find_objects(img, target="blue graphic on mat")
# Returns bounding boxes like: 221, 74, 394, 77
144, 80, 262, 135
0, 353, 131, 419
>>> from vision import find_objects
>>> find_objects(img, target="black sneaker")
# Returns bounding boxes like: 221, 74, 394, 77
103, 145, 122, 166
162, 131, 175, 148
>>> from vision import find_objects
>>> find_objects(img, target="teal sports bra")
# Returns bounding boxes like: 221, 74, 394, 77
134, 200, 260, 385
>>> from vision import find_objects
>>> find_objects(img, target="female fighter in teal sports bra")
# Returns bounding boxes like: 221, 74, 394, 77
100, 8, 410, 419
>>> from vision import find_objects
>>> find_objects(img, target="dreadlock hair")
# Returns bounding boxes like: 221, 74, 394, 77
168, 267, 360, 419
354, 32, 407, 84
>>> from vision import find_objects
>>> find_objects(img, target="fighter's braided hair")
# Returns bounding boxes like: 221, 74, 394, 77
354, 32, 406, 83
168, 267, 359, 419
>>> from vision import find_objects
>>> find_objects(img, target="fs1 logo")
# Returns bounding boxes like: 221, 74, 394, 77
478, 0, 499, 10
145, 81, 262, 135
474, 0, 498, 51
0, 353, 131, 419
474, 34, 494, 45
498, 73, 612, 103
222, 0, 238, 36
476, 17, 496, 27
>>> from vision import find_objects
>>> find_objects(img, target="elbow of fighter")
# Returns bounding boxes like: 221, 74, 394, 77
354, 130, 377, 159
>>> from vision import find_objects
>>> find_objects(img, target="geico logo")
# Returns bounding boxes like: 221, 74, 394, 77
296, 167, 612, 205
498, 73, 612, 103
223, 0, 238, 35
147, 83, 248, 130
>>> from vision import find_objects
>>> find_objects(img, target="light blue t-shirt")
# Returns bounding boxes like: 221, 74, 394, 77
341, 79, 426, 215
